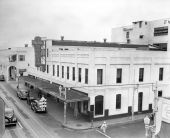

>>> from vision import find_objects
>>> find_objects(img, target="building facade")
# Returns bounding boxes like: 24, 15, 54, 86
111, 18, 170, 51
27, 36, 170, 121
0, 46, 34, 81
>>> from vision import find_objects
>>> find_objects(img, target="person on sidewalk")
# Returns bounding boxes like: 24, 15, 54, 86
100, 121, 107, 133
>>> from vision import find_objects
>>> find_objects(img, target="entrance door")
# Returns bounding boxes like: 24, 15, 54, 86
138, 92, 143, 112
95, 95, 103, 116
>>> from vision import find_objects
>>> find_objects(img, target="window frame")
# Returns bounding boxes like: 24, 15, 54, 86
97, 69, 103, 85
67, 66, 69, 80
53, 65, 55, 76
139, 68, 144, 82
62, 66, 64, 78
19, 55, 25, 61
78, 68, 82, 82
72, 67, 75, 81
85, 68, 88, 84
116, 68, 122, 83
47, 65, 49, 73
158, 90, 163, 97
116, 94, 121, 109
159, 68, 164, 81
57, 65, 59, 77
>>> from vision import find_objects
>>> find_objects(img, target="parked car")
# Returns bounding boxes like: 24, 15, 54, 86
0, 75, 5, 81
30, 98, 47, 113
5, 107, 17, 126
17, 85, 29, 100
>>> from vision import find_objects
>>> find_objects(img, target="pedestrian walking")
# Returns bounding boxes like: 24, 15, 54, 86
100, 121, 107, 133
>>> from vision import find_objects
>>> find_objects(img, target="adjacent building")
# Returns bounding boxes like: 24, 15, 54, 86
0, 46, 34, 81
111, 18, 170, 51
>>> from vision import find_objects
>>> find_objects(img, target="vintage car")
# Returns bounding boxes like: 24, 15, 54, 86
17, 85, 29, 100
30, 98, 47, 113
0, 75, 5, 81
5, 107, 17, 126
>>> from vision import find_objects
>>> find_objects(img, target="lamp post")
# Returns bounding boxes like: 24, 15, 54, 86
144, 82, 158, 138
59, 85, 68, 124
144, 115, 156, 138
144, 115, 151, 138
132, 84, 139, 120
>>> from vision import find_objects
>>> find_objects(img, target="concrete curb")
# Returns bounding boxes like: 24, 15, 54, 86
62, 118, 144, 131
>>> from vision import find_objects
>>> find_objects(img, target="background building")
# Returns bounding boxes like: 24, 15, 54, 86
27, 36, 170, 121
0, 46, 34, 81
111, 18, 170, 51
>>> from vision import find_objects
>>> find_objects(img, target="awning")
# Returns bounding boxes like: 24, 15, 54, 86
19, 76, 89, 103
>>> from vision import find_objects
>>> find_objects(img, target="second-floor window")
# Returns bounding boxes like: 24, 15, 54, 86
53, 65, 55, 76
158, 91, 162, 97
78, 68, 81, 82
19, 55, 25, 61
159, 68, 164, 81
47, 48, 49, 57
97, 69, 103, 84
116, 68, 122, 83
85, 68, 88, 84
57, 65, 59, 77
67, 66, 69, 80
154, 26, 168, 36
62, 66, 64, 78
126, 32, 129, 39
116, 94, 121, 109
139, 68, 144, 82
72, 67, 75, 81
47, 65, 49, 73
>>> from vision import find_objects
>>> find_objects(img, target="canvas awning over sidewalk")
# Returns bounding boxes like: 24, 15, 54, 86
19, 76, 89, 103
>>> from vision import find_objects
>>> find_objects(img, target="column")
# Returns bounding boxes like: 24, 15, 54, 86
64, 102, 67, 124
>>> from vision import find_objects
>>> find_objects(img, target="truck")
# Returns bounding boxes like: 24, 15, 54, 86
5, 107, 17, 126
30, 97, 47, 113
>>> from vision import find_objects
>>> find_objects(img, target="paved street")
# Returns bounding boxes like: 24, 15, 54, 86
1, 81, 170, 138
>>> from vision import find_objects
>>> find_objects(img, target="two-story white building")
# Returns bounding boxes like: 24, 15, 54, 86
0, 46, 34, 81
111, 18, 170, 51
26, 36, 170, 121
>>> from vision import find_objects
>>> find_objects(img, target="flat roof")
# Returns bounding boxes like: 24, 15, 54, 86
20, 76, 89, 103
51, 40, 149, 49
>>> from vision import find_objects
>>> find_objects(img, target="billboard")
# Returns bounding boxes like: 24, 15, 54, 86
162, 97, 170, 123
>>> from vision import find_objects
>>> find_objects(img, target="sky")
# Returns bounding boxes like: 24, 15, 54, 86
0, 0, 170, 49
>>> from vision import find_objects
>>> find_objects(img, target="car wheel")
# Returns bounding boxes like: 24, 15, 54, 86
31, 104, 33, 110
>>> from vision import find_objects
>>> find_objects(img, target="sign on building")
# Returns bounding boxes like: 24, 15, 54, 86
162, 97, 170, 123
59, 86, 66, 99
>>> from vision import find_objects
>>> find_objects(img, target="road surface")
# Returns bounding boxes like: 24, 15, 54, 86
1, 81, 170, 138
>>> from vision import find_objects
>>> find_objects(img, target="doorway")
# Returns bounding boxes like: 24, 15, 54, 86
95, 95, 104, 116
138, 92, 143, 112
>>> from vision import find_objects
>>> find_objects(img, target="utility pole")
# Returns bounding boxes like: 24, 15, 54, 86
132, 84, 139, 120
152, 81, 158, 138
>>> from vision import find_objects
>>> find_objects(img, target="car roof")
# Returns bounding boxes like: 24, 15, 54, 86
5, 107, 13, 112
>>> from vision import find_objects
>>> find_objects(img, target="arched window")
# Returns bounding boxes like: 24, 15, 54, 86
95, 95, 104, 115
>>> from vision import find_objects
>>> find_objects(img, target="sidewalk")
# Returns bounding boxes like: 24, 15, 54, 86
63, 114, 145, 130
8, 80, 145, 132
